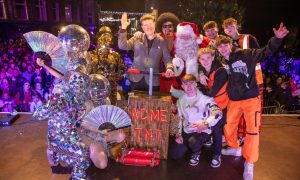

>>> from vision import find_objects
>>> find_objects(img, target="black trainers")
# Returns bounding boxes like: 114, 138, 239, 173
51, 163, 73, 174
189, 151, 201, 166
210, 155, 221, 168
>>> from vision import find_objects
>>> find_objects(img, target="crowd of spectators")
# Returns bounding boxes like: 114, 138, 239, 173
262, 51, 300, 112
0, 37, 299, 113
0, 38, 54, 112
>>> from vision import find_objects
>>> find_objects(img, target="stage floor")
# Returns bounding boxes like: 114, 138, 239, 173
0, 114, 299, 180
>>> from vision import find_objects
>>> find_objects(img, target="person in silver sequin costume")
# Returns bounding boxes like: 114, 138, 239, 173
34, 25, 126, 179
35, 73, 91, 180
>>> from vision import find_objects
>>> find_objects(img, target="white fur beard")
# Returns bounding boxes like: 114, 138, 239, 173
175, 39, 199, 60
185, 58, 198, 80
175, 39, 199, 80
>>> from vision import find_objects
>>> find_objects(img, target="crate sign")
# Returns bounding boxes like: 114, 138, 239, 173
127, 92, 173, 159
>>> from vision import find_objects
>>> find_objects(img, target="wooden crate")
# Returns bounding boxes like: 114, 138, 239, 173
119, 91, 175, 159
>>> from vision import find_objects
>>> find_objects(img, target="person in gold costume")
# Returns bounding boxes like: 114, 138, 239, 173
88, 26, 126, 105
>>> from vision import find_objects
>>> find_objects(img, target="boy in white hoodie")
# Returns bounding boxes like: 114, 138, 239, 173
171, 74, 222, 166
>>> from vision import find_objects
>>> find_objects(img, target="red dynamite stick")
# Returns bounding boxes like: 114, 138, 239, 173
127, 69, 141, 74
116, 155, 160, 167
123, 148, 160, 159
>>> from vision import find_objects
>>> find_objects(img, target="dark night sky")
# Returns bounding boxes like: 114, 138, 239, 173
100, 0, 145, 12
243, 0, 299, 44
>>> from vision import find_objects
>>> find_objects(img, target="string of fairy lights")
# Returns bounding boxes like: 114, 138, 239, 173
99, 11, 146, 22
99, 17, 137, 22
100, 11, 145, 16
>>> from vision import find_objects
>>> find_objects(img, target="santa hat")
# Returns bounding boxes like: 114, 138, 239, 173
176, 22, 202, 44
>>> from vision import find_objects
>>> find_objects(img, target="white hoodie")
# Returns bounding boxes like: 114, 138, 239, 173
177, 89, 222, 135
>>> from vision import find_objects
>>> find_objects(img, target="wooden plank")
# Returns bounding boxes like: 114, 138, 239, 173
121, 91, 174, 159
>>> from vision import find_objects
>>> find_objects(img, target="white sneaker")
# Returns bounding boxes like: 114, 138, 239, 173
221, 147, 242, 156
243, 162, 254, 180
210, 155, 221, 168
189, 151, 201, 166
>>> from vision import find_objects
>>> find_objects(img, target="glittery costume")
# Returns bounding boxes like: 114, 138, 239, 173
34, 76, 91, 180
88, 26, 126, 105
66, 52, 92, 75
32, 25, 120, 179
87, 74, 112, 108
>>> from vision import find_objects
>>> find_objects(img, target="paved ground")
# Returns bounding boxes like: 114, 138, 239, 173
0, 113, 299, 180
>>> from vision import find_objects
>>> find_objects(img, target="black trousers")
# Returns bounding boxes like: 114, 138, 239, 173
212, 108, 227, 156
170, 131, 210, 160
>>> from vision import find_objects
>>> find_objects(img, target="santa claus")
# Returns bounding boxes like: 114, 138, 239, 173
171, 22, 210, 104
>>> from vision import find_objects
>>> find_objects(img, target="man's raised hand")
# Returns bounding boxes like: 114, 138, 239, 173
273, 22, 289, 39
121, 13, 131, 29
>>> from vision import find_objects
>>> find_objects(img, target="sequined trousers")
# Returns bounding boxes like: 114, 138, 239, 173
47, 112, 90, 180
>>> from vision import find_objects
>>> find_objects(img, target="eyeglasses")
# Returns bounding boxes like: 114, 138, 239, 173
162, 24, 173, 28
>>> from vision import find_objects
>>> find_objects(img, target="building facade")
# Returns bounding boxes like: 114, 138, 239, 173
0, 0, 98, 41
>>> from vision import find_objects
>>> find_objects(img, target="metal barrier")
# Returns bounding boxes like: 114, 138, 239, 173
262, 98, 300, 114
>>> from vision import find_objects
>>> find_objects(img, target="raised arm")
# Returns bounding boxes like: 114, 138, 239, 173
36, 58, 64, 79
246, 22, 289, 62
273, 22, 289, 39
121, 12, 131, 30
118, 13, 135, 50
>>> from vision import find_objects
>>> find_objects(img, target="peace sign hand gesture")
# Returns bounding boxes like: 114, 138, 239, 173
273, 22, 289, 39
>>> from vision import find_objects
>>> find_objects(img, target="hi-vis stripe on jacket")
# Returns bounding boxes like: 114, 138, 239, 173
238, 34, 264, 85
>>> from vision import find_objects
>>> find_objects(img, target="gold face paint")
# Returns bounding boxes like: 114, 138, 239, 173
88, 26, 126, 105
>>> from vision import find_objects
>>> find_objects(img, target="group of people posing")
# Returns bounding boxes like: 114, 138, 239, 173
32, 10, 289, 180
117, 12, 289, 180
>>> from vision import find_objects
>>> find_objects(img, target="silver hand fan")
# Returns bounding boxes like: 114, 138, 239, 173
82, 105, 131, 131
23, 31, 68, 74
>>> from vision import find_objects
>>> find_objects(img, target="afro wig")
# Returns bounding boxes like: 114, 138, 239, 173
156, 12, 180, 33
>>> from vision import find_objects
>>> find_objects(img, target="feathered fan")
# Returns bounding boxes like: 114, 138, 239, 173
82, 105, 132, 131
23, 31, 68, 74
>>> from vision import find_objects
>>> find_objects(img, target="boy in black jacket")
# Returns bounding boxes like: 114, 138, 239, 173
222, 17, 263, 146
216, 23, 289, 180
